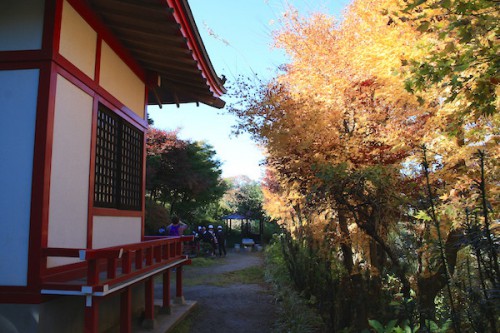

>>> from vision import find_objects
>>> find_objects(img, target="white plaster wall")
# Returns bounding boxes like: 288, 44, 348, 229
0, 69, 39, 286
99, 42, 145, 118
0, 0, 45, 51
92, 216, 141, 249
47, 75, 92, 268
59, 0, 97, 79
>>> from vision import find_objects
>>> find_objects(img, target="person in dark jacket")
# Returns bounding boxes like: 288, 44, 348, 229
199, 226, 214, 256
216, 225, 227, 257
207, 225, 218, 256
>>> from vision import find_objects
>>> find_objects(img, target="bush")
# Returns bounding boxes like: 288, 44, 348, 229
145, 199, 170, 235
264, 236, 326, 333
262, 220, 281, 244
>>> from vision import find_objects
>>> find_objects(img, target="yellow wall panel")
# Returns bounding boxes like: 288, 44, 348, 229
100, 42, 145, 118
59, 0, 97, 79
92, 216, 142, 249
47, 74, 92, 268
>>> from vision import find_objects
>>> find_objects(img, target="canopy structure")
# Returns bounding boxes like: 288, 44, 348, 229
221, 213, 248, 220
221, 213, 263, 243
88, 0, 226, 108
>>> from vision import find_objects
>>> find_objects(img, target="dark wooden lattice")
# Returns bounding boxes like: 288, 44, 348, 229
94, 107, 118, 208
119, 122, 143, 210
94, 105, 143, 210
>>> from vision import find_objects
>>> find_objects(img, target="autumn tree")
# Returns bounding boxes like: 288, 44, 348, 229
230, 3, 425, 329
230, 0, 498, 330
399, 1, 499, 329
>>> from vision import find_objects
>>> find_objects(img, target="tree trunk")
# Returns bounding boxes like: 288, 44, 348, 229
338, 210, 354, 274
355, 216, 411, 299
417, 229, 463, 327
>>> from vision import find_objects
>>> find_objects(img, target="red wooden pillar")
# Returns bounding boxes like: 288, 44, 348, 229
120, 288, 131, 333
84, 297, 99, 333
143, 277, 155, 328
162, 269, 171, 314
175, 266, 185, 304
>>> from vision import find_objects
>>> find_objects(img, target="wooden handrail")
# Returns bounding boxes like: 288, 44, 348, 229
81, 248, 124, 260
42, 236, 194, 289
42, 247, 81, 257
143, 235, 194, 242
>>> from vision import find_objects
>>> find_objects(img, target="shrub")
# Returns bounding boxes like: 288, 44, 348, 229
145, 199, 170, 235
264, 236, 326, 333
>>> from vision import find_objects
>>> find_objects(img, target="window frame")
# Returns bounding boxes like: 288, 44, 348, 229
93, 103, 143, 211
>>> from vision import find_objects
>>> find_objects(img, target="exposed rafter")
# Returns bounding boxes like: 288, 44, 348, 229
87, 0, 226, 108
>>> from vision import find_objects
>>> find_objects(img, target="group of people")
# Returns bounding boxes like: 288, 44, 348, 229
195, 224, 226, 257
158, 217, 226, 257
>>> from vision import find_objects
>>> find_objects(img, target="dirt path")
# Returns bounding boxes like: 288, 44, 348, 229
179, 250, 277, 333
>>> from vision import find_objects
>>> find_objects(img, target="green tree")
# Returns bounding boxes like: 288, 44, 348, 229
402, 0, 499, 119
224, 176, 265, 220
146, 128, 228, 223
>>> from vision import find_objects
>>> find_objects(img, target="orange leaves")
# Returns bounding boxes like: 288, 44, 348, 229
266, 0, 431, 172
230, 0, 498, 236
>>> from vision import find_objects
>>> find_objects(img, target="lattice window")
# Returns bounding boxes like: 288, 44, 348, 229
94, 104, 143, 210
119, 122, 143, 210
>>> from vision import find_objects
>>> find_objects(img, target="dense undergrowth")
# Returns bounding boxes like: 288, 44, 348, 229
264, 239, 326, 333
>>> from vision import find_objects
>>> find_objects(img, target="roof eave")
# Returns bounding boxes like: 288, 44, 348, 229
166, 0, 226, 97
88, 0, 226, 108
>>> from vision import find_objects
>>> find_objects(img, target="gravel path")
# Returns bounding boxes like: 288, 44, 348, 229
180, 250, 277, 333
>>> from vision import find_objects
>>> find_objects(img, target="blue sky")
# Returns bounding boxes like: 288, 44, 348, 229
148, 0, 350, 181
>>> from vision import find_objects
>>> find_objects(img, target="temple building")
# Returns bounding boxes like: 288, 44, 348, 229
0, 1, 225, 332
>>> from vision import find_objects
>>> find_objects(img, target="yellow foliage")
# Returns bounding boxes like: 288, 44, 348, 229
234, 0, 498, 279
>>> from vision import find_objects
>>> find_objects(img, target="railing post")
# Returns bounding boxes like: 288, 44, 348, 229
162, 242, 168, 260
135, 249, 143, 269
107, 258, 117, 279
154, 244, 162, 263
122, 251, 131, 274
146, 246, 153, 266
176, 238, 182, 256
88, 259, 99, 286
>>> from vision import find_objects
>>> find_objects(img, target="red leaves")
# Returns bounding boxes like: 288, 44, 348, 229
146, 127, 185, 155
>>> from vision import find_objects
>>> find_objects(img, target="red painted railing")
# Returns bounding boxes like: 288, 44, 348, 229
41, 235, 193, 292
